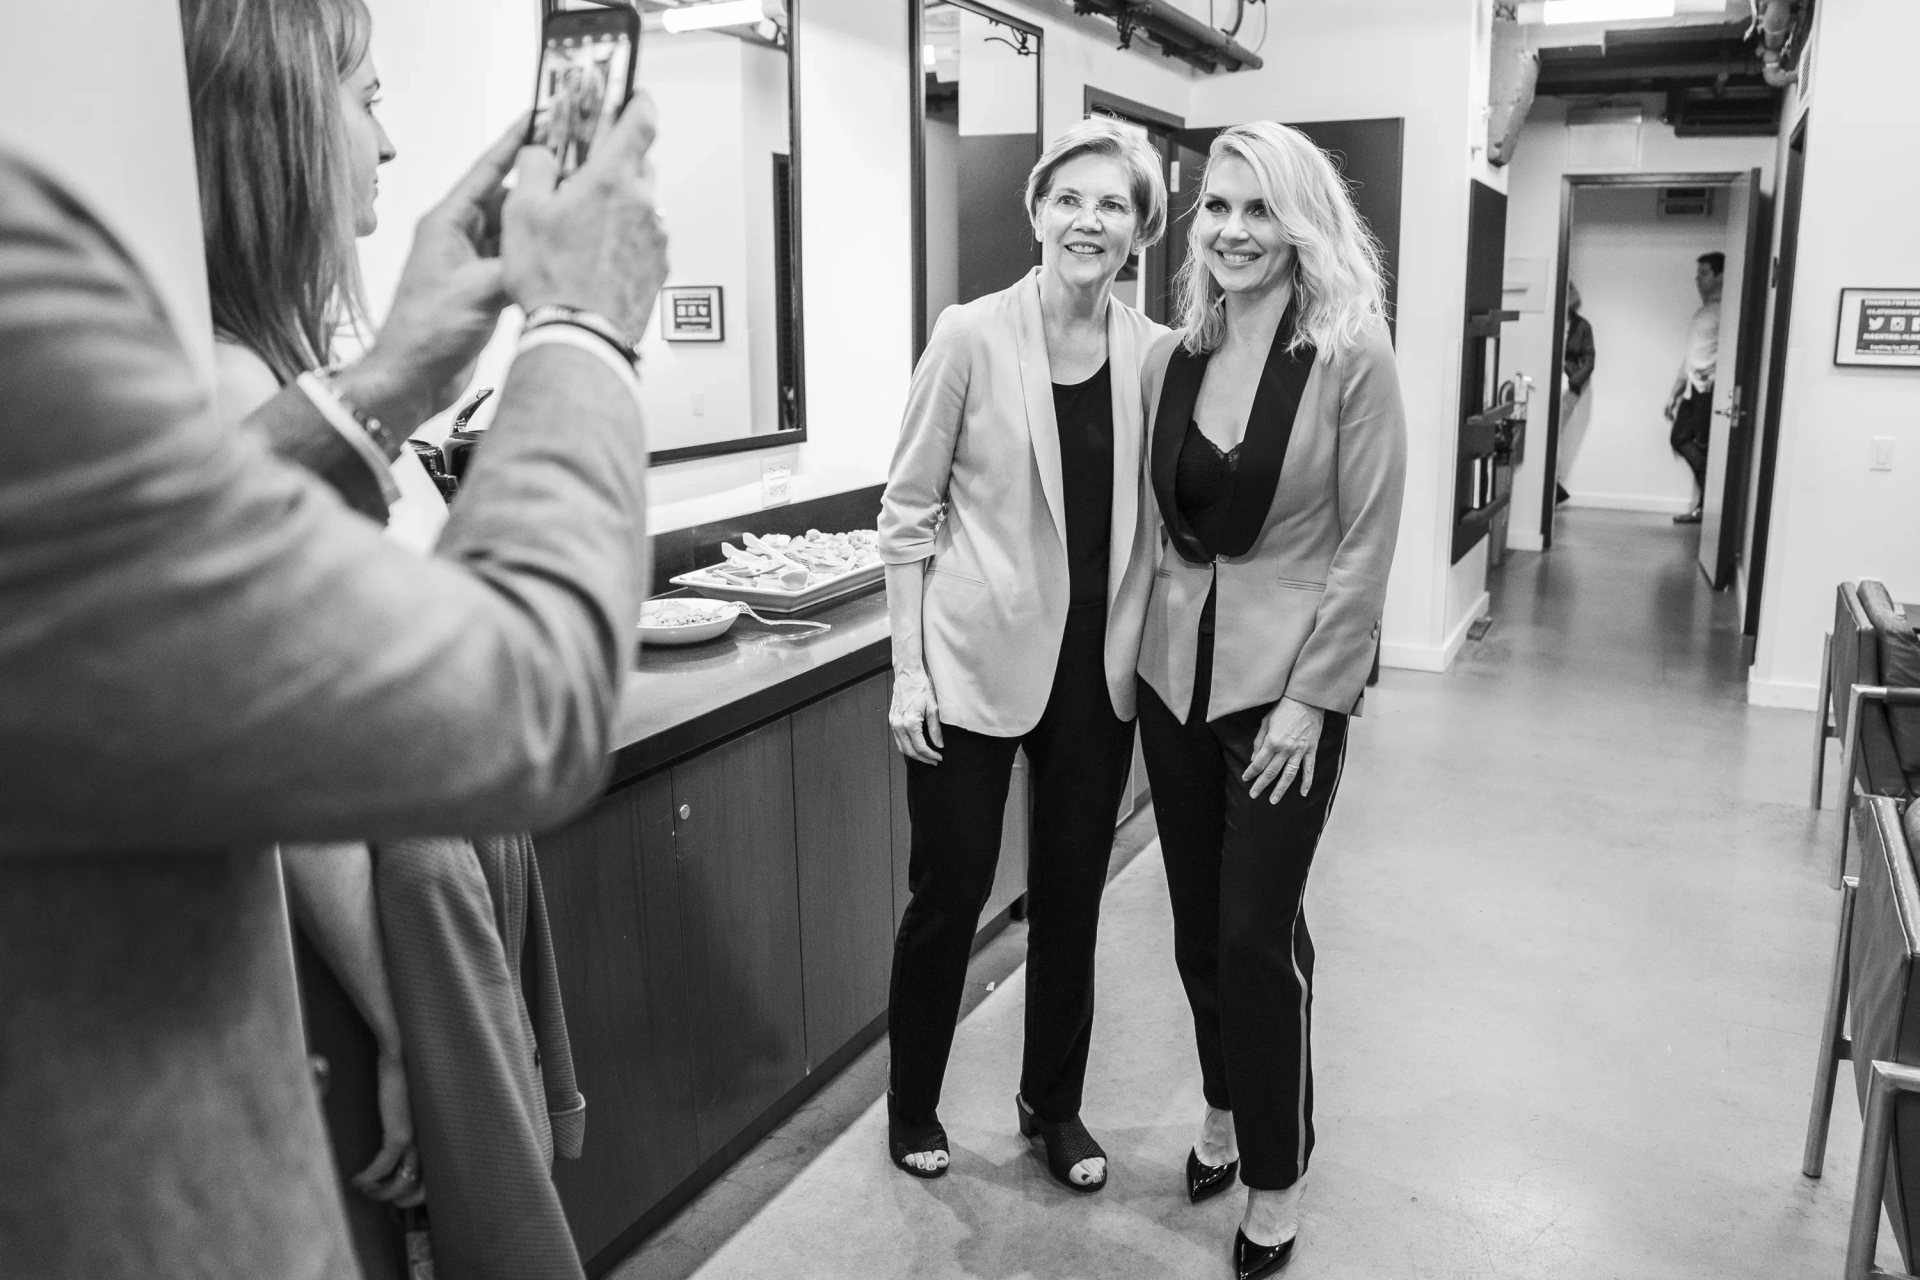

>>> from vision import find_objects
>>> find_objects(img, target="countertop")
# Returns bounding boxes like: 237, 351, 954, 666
608, 588, 891, 785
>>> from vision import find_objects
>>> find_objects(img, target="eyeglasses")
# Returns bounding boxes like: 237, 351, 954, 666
1046, 192, 1136, 224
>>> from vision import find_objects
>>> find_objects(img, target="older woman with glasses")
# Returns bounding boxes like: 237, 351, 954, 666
879, 115, 1167, 1192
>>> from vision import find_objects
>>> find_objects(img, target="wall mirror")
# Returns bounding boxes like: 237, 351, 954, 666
911, 0, 1042, 358
549, 0, 804, 464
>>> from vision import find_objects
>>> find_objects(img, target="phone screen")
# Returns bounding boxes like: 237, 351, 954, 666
530, 9, 639, 179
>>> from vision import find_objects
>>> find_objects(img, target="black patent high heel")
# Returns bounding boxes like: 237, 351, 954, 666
1234, 1228, 1296, 1280
1187, 1146, 1239, 1202
1015, 1093, 1107, 1193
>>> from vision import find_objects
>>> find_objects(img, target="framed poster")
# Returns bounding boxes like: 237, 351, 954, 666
1835, 288, 1920, 368
662, 285, 724, 342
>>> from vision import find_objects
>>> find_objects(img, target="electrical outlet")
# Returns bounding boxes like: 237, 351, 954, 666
691, 390, 706, 418
762, 462, 791, 508
1872, 436, 1896, 472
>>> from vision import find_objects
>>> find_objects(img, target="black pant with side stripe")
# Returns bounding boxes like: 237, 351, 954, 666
1136, 614, 1349, 1192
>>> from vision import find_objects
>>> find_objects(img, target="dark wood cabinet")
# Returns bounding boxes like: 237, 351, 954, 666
669, 721, 808, 1158
536, 772, 700, 1262
792, 673, 897, 1067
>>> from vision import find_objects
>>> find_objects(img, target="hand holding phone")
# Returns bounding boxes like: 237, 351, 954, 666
529, 6, 640, 180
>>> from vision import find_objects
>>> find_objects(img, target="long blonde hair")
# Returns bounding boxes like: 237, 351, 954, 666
1174, 121, 1387, 359
182, 0, 372, 383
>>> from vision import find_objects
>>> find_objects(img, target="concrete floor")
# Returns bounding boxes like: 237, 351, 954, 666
614, 510, 1885, 1279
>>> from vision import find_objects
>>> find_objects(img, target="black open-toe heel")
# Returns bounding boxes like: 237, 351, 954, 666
1015, 1093, 1107, 1193
888, 1111, 950, 1180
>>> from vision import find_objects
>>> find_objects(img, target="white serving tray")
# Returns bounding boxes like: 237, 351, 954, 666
668, 559, 884, 615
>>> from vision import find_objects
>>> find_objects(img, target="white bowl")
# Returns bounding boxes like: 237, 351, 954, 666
638, 598, 742, 646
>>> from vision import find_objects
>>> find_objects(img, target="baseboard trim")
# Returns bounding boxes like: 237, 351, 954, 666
1381, 592, 1489, 674
1506, 528, 1545, 553
1748, 677, 1820, 711
1561, 492, 1694, 515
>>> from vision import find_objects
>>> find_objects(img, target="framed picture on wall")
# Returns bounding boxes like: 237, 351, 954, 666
1835, 287, 1920, 368
662, 285, 725, 343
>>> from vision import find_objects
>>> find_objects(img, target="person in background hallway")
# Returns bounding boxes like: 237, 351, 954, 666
0, 89, 667, 1279
879, 115, 1167, 1192
182, 1, 589, 1275
1135, 122, 1406, 1280
1555, 281, 1594, 506
1666, 250, 1723, 524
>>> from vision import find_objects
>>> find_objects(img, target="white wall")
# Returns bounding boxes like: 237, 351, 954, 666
1561, 184, 1727, 512
1747, 0, 1920, 709
1192, 0, 1489, 672
1497, 97, 1775, 547
0, 2, 211, 383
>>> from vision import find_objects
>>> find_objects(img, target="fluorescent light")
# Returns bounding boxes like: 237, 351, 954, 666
1540, 0, 1675, 22
662, 0, 766, 33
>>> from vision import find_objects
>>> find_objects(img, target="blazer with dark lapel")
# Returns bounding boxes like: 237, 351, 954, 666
1137, 317, 1407, 722
879, 268, 1168, 737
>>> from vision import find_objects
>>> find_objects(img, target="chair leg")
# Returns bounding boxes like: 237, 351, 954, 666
1845, 1061, 1920, 1280
1813, 634, 1834, 810
1836, 784, 1858, 890
1805, 877, 1859, 1178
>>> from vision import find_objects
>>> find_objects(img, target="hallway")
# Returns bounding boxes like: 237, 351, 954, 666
621, 510, 1869, 1279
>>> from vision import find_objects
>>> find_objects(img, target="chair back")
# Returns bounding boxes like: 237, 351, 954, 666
1858, 581, 1920, 796
1835, 582, 1877, 742
1850, 795, 1920, 1268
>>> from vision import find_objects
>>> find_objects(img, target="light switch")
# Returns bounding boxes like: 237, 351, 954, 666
691, 390, 706, 418
1872, 436, 1896, 471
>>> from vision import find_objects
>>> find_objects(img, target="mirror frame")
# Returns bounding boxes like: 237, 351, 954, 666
545, 0, 808, 466
909, 0, 1044, 362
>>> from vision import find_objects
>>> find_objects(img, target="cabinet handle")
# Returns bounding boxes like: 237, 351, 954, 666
678, 804, 691, 820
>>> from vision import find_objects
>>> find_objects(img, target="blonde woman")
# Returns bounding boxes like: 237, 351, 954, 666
879, 116, 1167, 1190
1135, 122, 1406, 1278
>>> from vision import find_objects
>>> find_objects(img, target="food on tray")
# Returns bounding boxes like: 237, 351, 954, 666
685, 529, 881, 594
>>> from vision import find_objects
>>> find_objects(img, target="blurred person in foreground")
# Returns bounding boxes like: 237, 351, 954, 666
0, 73, 668, 1280
182, 1, 593, 1274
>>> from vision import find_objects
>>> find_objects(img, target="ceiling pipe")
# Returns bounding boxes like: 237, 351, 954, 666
1753, 0, 1801, 86
1070, 0, 1264, 73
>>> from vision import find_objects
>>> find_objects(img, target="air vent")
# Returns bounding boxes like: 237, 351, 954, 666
1660, 186, 1714, 218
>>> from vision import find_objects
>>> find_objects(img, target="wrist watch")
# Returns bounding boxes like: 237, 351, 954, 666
523, 305, 641, 367
324, 372, 403, 460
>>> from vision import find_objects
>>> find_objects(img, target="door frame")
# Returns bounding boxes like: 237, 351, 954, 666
909, 0, 1046, 361
1742, 113, 1809, 662
1083, 87, 1186, 324
1698, 168, 1772, 590
1539, 169, 1754, 551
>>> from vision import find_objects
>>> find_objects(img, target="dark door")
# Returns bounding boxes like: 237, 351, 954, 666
1699, 167, 1771, 589
1171, 118, 1404, 343
671, 721, 807, 1157
536, 772, 701, 1262
1744, 116, 1808, 659
791, 673, 897, 1065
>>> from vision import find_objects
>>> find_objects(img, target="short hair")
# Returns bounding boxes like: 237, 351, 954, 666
182, 0, 374, 384
1024, 115, 1168, 252
1175, 120, 1388, 359
1698, 251, 1725, 276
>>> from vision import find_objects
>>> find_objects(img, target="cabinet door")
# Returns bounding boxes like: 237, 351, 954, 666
792, 672, 896, 1067
535, 772, 699, 1261
671, 722, 807, 1157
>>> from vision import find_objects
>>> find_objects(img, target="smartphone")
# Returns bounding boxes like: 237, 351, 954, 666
529, 6, 640, 180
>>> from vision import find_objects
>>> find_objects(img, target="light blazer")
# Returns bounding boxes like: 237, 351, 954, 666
879, 269, 1167, 737
1137, 317, 1407, 722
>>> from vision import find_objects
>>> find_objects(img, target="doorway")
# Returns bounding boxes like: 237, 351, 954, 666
1540, 170, 1771, 589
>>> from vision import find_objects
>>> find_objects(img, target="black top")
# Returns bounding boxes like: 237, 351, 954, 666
1174, 423, 1240, 561
1053, 360, 1113, 608
1149, 303, 1317, 566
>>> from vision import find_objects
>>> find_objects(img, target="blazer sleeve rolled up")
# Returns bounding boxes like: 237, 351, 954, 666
878, 306, 972, 566
1284, 330, 1408, 714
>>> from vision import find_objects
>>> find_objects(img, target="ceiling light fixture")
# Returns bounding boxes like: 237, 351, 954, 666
662, 0, 767, 34
1539, 0, 1676, 22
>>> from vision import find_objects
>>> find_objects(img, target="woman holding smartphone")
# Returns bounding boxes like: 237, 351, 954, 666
182, 3, 586, 1278
880, 116, 1167, 1191
1136, 122, 1406, 1279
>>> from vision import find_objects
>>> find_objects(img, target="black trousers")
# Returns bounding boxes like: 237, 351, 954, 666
1671, 384, 1713, 488
888, 603, 1135, 1125
1136, 612, 1348, 1191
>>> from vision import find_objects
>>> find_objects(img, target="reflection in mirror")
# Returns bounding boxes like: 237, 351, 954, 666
916, 0, 1040, 354
589, 0, 801, 461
